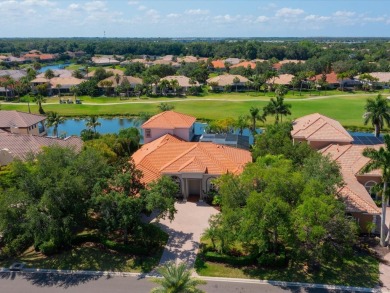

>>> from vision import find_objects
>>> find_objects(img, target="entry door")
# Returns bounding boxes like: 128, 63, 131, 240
188, 179, 201, 196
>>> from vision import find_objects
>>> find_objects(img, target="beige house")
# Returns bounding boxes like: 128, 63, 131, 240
30, 77, 83, 95
0, 110, 46, 136
267, 74, 295, 86
0, 129, 83, 166
292, 113, 381, 232
141, 111, 196, 144
160, 76, 200, 93
206, 74, 250, 91
132, 133, 251, 201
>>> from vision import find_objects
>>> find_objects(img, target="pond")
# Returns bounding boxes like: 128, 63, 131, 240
38, 63, 73, 73
47, 118, 259, 144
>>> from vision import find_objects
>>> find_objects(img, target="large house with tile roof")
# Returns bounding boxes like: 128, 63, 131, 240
292, 113, 381, 232
134, 111, 252, 200
141, 111, 197, 144
0, 110, 46, 136
132, 133, 251, 201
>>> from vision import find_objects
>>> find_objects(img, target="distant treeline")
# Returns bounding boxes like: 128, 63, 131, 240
1, 38, 390, 61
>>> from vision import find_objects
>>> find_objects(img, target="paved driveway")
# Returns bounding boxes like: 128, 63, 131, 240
149, 201, 219, 268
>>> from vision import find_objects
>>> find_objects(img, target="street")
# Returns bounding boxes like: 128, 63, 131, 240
0, 272, 372, 293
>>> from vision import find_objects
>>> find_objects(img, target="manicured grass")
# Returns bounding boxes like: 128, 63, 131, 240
0, 245, 159, 273
195, 253, 379, 288
3, 90, 389, 128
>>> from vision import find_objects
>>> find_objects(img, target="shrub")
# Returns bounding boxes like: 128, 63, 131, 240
203, 251, 256, 266
1, 234, 31, 257
257, 252, 288, 268
39, 240, 58, 256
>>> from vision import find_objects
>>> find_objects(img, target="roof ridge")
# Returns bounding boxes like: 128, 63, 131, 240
197, 143, 229, 173
159, 143, 198, 172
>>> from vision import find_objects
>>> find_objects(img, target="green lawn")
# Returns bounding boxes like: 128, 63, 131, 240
0, 245, 159, 273
3, 89, 389, 128
195, 253, 379, 288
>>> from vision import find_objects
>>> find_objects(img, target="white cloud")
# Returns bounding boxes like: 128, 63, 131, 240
138, 5, 147, 11
255, 16, 269, 23
305, 14, 330, 22
333, 11, 355, 17
185, 9, 209, 15
275, 7, 304, 18
214, 14, 240, 24
84, 1, 107, 12
128, 1, 138, 5
167, 13, 180, 18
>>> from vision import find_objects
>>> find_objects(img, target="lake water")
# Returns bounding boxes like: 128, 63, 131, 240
38, 63, 73, 73
47, 118, 258, 144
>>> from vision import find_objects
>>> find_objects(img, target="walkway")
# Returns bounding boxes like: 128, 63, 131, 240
148, 200, 219, 268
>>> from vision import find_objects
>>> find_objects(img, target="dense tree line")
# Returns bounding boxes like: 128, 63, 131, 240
1, 38, 389, 63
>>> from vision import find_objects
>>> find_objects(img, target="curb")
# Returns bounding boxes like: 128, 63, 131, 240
0, 267, 379, 292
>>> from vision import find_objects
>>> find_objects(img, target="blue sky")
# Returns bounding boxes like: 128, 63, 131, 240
0, 0, 389, 37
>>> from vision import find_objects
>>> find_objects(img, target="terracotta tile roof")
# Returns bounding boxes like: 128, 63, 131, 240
311, 71, 339, 84
273, 60, 305, 70
161, 76, 200, 87
132, 134, 252, 184
0, 110, 46, 128
37, 69, 74, 78
31, 77, 50, 83
321, 144, 381, 214
292, 113, 353, 143
211, 60, 225, 69
268, 74, 294, 85
0, 131, 83, 162
206, 74, 250, 86
141, 111, 196, 130
231, 61, 256, 69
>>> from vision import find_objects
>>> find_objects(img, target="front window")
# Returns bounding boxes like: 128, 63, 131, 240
365, 181, 377, 200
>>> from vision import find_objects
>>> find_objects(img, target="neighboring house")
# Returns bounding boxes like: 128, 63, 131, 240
291, 113, 381, 232
340, 79, 362, 90
268, 73, 295, 87
91, 56, 120, 65
311, 71, 340, 89
98, 75, 143, 95
355, 72, 390, 89
23, 51, 56, 62
1, 56, 27, 64
132, 133, 252, 201
121, 59, 153, 67
141, 111, 196, 144
49, 77, 84, 94
206, 74, 250, 91
225, 58, 241, 65
210, 60, 226, 70
199, 133, 250, 150
231, 61, 257, 69
177, 56, 202, 63
0, 129, 83, 166
0, 110, 47, 136
151, 59, 180, 67
0, 69, 28, 81
291, 113, 353, 149
160, 76, 200, 94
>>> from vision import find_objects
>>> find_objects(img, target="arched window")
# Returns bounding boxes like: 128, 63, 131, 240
365, 181, 377, 200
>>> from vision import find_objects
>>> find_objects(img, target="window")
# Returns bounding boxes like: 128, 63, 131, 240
145, 129, 151, 138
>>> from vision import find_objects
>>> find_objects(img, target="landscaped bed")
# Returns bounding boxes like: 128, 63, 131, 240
195, 239, 380, 288
0, 227, 168, 273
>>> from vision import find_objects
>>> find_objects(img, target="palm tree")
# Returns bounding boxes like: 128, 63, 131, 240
157, 102, 174, 112
33, 94, 46, 114
363, 94, 390, 137
235, 115, 249, 135
151, 262, 206, 293
249, 106, 265, 134
264, 96, 292, 123
44, 69, 55, 79
85, 116, 101, 134
233, 76, 240, 92
46, 111, 65, 137
361, 134, 390, 247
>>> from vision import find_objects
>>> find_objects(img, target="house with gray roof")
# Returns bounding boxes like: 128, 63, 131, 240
0, 111, 46, 136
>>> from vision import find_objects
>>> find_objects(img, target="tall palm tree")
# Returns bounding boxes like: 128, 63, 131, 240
46, 111, 65, 137
363, 94, 390, 137
361, 134, 390, 247
264, 96, 292, 123
235, 115, 249, 135
33, 94, 46, 114
85, 115, 101, 134
151, 262, 206, 293
249, 106, 265, 134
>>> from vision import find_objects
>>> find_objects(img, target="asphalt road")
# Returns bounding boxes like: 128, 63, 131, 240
0, 272, 366, 293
